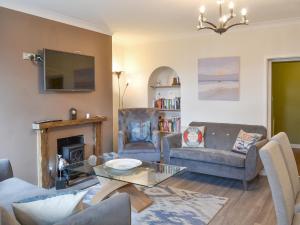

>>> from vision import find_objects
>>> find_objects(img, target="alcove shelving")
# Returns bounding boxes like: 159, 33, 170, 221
148, 66, 181, 134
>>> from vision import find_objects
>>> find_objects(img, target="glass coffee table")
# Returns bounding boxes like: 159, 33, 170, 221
67, 157, 186, 212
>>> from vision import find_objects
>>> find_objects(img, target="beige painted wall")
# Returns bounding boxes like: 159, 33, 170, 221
112, 22, 300, 143
0, 7, 113, 184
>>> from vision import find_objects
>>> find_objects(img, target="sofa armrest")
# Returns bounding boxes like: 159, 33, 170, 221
162, 133, 182, 163
54, 193, 131, 225
0, 159, 13, 182
118, 131, 127, 152
245, 139, 268, 180
152, 130, 161, 151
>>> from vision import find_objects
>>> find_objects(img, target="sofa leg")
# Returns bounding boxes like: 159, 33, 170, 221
242, 180, 248, 191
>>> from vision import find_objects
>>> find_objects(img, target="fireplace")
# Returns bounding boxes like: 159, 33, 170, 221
57, 135, 85, 182
57, 135, 85, 164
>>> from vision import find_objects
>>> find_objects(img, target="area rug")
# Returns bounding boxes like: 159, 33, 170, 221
83, 185, 228, 225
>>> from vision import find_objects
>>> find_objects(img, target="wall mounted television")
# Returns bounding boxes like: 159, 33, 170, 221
43, 49, 95, 92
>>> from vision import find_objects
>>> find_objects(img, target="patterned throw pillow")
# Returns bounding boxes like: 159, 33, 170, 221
128, 120, 151, 142
182, 126, 205, 148
232, 129, 263, 154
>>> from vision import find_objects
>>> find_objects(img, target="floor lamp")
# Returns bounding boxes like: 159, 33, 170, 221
113, 71, 129, 109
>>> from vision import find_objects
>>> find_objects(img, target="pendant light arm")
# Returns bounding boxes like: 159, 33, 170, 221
197, 26, 217, 32
223, 14, 235, 27
225, 21, 248, 31
202, 20, 217, 28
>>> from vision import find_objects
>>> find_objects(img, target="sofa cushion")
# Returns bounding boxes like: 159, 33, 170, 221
13, 191, 86, 225
124, 142, 156, 152
0, 178, 49, 214
170, 148, 246, 168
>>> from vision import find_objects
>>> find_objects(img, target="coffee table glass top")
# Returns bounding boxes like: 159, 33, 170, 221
66, 158, 186, 188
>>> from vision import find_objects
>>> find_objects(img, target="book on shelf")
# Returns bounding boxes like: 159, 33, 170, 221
153, 97, 181, 110
159, 117, 181, 133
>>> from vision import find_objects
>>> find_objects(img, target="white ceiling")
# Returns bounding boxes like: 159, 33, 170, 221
1, 0, 300, 44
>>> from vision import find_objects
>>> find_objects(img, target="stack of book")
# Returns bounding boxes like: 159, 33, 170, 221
154, 97, 181, 110
159, 117, 181, 133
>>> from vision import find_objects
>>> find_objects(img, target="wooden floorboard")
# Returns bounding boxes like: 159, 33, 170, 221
161, 172, 276, 225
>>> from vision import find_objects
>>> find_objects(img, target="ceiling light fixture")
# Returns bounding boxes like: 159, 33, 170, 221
197, 0, 249, 35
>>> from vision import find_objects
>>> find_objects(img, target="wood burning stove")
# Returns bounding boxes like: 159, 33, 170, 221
57, 135, 85, 182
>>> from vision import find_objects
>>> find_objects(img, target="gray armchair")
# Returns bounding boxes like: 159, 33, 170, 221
118, 108, 161, 162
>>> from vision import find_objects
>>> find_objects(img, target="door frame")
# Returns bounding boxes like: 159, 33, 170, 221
267, 57, 300, 147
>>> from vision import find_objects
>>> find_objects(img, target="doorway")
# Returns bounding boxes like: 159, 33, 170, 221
270, 59, 300, 147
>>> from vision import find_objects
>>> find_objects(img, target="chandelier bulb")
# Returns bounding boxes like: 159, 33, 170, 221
217, 0, 224, 5
229, 2, 234, 10
221, 15, 228, 23
241, 8, 247, 16
199, 5, 206, 14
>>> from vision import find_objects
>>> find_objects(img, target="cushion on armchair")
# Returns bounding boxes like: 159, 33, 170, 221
128, 120, 151, 142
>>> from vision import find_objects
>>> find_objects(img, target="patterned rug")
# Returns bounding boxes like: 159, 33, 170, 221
83, 185, 228, 225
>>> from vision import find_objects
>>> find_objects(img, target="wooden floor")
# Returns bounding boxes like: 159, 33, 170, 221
162, 172, 276, 225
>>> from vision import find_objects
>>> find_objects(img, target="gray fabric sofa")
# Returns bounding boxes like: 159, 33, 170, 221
163, 122, 268, 189
118, 108, 161, 162
0, 159, 131, 225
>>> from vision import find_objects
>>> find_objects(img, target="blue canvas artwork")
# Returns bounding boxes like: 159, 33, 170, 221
198, 57, 240, 101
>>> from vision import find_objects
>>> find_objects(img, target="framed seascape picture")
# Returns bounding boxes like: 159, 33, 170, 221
198, 56, 240, 101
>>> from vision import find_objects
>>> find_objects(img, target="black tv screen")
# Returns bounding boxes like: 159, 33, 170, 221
43, 49, 95, 91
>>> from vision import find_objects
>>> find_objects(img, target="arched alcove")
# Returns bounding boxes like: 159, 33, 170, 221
148, 66, 181, 133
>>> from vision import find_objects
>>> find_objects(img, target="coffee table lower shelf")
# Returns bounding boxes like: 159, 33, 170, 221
91, 177, 153, 213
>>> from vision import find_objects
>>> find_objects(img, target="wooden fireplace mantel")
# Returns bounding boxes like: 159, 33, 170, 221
32, 116, 107, 130
32, 116, 107, 188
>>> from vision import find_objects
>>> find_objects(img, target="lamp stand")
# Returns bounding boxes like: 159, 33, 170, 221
115, 72, 122, 108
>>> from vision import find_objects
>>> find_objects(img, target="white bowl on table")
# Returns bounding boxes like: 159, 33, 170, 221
104, 158, 142, 170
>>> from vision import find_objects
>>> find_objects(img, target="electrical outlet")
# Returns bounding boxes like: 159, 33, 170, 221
22, 52, 35, 60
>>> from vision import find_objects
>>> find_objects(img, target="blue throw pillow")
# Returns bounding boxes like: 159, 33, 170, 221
128, 120, 151, 142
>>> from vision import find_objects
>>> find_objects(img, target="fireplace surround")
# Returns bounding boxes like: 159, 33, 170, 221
32, 116, 107, 188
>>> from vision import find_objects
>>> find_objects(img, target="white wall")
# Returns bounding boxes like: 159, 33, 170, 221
112, 22, 300, 138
